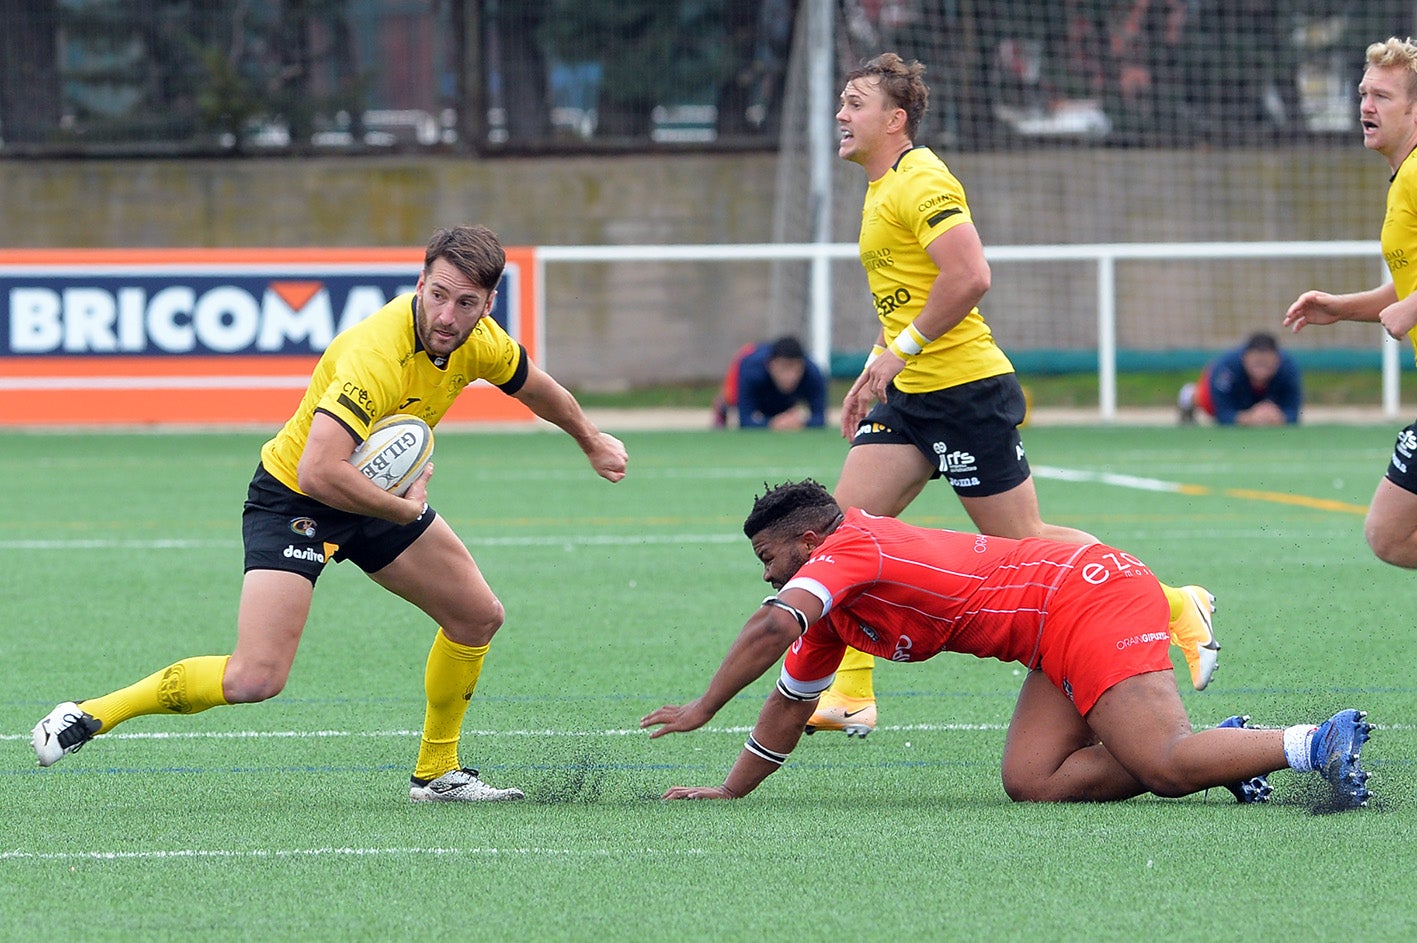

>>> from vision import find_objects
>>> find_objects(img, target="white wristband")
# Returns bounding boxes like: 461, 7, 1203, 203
888, 321, 929, 358
863, 344, 887, 369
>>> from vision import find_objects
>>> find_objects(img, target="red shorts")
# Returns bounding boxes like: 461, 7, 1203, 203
1194, 364, 1216, 417
1034, 546, 1172, 715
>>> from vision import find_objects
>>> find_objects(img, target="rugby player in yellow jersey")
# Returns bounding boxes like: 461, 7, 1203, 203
30, 225, 629, 801
1286, 37, 1417, 569
807, 54, 1219, 737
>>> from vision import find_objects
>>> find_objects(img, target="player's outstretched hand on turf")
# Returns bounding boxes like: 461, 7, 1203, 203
640, 699, 712, 739
660, 785, 737, 800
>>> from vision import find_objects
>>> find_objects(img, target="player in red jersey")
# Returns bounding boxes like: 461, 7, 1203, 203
642, 480, 1373, 808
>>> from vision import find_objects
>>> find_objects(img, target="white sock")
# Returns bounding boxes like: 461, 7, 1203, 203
1283, 724, 1317, 772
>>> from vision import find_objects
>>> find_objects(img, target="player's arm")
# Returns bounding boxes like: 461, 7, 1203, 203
913, 222, 992, 340
735, 362, 773, 428
512, 361, 628, 482
1274, 359, 1303, 424
1284, 283, 1395, 331
802, 360, 828, 428
841, 329, 887, 439
297, 411, 429, 523
643, 588, 825, 799
661, 688, 817, 800
1207, 375, 1241, 425
865, 224, 991, 401
1379, 290, 1417, 341
641, 597, 812, 737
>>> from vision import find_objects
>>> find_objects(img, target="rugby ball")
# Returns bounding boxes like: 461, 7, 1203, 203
349, 414, 434, 496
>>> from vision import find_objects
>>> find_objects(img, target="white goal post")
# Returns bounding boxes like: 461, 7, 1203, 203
537, 239, 1399, 421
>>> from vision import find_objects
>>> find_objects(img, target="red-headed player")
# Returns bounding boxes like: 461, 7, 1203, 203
642, 480, 1373, 809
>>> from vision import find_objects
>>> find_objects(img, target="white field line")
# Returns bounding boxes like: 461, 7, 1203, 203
1031, 465, 1188, 492
5, 721, 1405, 746
0, 722, 1010, 745
0, 846, 706, 862
0, 533, 742, 551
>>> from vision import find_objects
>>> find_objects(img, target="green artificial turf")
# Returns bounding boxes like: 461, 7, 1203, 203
3, 424, 1413, 941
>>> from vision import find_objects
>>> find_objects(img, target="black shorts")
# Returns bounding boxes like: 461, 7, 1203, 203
1384, 421, 1417, 495
850, 373, 1031, 498
241, 464, 437, 584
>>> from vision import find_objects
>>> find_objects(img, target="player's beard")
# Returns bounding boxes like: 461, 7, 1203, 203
416, 308, 473, 359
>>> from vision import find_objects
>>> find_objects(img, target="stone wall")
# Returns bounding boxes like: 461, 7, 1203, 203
0, 147, 1392, 388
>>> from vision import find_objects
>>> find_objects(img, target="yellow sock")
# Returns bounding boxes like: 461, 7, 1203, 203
414, 629, 488, 782
829, 646, 875, 700
1161, 583, 1185, 623
80, 655, 231, 735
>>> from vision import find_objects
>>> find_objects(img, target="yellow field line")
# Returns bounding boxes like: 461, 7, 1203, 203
1033, 465, 1369, 515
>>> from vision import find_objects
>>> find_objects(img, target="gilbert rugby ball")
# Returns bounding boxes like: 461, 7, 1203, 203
349, 414, 434, 496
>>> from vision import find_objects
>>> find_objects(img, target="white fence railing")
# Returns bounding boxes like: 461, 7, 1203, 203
537, 240, 1398, 421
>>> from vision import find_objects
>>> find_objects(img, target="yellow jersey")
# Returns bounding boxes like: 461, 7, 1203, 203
859, 147, 1013, 393
1382, 152, 1417, 363
260, 292, 525, 493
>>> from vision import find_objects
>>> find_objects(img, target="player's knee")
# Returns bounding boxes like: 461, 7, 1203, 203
1363, 519, 1417, 568
1123, 756, 1191, 798
221, 663, 288, 703
444, 599, 505, 646
1000, 768, 1050, 803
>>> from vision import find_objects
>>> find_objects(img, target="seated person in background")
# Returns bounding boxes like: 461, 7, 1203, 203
1179, 332, 1302, 426
712, 336, 828, 430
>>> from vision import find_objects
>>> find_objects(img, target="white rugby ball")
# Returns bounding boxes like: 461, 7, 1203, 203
349, 414, 434, 496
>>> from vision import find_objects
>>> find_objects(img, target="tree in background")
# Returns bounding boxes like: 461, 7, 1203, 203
0, 0, 62, 146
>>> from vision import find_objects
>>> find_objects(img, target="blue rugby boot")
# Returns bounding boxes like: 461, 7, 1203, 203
1216, 715, 1272, 803
1310, 709, 1374, 810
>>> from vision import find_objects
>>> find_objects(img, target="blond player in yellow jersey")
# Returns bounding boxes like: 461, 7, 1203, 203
1286, 37, 1417, 569
808, 54, 1219, 737
31, 225, 629, 801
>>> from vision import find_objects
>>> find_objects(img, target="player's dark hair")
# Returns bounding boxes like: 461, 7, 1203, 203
847, 52, 928, 140
425, 225, 506, 291
743, 479, 842, 539
1243, 332, 1278, 354
769, 336, 806, 361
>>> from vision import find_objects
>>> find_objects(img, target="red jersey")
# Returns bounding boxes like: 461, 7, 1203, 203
779, 510, 1168, 707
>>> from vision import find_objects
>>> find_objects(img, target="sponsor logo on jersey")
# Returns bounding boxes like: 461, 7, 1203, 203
891, 635, 914, 662
935, 442, 978, 476
338, 383, 375, 425
861, 247, 894, 272
1116, 631, 1168, 651
874, 287, 911, 316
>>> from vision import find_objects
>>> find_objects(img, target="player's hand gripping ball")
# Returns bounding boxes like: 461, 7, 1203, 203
348, 414, 434, 496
